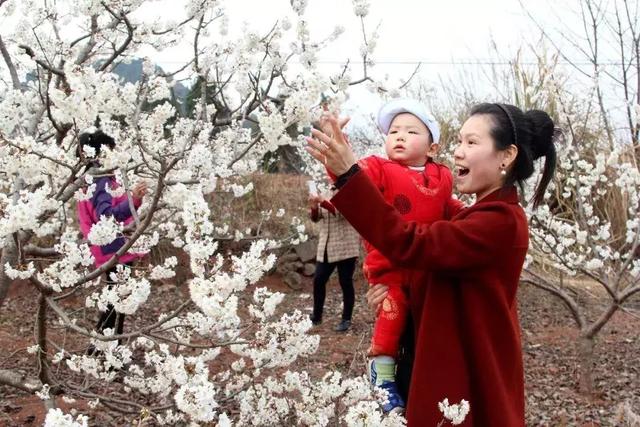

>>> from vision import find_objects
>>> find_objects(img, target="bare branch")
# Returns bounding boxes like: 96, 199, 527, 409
18, 44, 65, 78
0, 369, 43, 393
157, 59, 196, 79
74, 15, 99, 65
151, 15, 195, 35
23, 245, 60, 257
521, 269, 586, 329
0, 35, 22, 90
67, 386, 174, 415
36, 294, 54, 386
584, 299, 621, 339
46, 296, 192, 342
619, 281, 640, 303
0, 134, 75, 171
398, 62, 422, 90
98, 3, 134, 72
518, 0, 593, 79
0, 237, 19, 309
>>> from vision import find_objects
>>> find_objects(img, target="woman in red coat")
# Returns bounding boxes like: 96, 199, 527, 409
306, 103, 558, 426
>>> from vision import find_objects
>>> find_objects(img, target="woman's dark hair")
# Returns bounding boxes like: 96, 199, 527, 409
76, 130, 116, 158
469, 103, 558, 208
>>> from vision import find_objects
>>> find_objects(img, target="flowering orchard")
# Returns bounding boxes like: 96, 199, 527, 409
0, 0, 418, 425
458, 15, 640, 397
512, 0, 640, 396
409, 16, 640, 395
523, 95, 640, 394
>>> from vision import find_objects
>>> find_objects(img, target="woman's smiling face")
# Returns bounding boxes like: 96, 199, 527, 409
454, 114, 516, 201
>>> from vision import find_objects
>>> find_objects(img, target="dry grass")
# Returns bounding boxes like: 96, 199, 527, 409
146, 173, 319, 275
209, 173, 317, 239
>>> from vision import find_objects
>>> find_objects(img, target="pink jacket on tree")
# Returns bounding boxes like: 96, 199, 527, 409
77, 175, 144, 268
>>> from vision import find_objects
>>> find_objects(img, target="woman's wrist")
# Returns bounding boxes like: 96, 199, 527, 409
334, 163, 360, 189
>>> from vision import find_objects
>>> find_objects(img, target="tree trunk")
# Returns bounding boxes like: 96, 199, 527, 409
0, 237, 18, 309
577, 334, 596, 396
36, 294, 52, 386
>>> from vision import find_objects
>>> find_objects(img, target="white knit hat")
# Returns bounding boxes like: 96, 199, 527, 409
377, 98, 440, 144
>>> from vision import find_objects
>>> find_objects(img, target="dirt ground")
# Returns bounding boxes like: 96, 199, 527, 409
1, 272, 639, 426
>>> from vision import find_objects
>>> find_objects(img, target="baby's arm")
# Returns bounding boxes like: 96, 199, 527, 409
445, 197, 466, 219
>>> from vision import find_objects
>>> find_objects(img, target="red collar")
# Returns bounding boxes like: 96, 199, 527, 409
475, 186, 519, 205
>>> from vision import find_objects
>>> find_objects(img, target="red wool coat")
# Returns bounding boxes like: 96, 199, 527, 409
332, 170, 528, 427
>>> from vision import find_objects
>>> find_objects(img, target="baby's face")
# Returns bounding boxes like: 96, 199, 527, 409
384, 113, 437, 166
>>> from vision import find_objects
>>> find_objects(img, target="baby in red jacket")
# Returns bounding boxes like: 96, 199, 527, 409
358, 99, 462, 413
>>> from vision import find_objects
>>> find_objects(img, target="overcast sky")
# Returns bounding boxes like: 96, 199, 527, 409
137, 0, 588, 121
147, 0, 561, 75
2, 0, 612, 125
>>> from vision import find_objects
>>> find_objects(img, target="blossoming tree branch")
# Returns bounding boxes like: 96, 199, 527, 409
0, 0, 413, 424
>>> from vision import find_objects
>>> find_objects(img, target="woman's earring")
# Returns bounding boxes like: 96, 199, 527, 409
500, 165, 507, 176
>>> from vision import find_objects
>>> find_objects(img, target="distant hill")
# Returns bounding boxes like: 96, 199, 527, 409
106, 58, 189, 114
26, 58, 189, 115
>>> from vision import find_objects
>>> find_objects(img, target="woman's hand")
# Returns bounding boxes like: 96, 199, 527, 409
308, 195, 322, 209
367, 284, 389, 315
132, 181, 148, 199
305, 114, 357, 176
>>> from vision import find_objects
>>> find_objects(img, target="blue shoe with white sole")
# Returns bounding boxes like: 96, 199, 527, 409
367, 358, 405, 414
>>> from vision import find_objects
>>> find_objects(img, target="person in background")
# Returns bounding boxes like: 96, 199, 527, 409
307, 188, 360, 332
308, 115, 361, 333
76, 129, 147, 353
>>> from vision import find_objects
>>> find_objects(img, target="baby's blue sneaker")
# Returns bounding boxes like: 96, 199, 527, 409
367, 358, 405, 414
377, 380, 405, 414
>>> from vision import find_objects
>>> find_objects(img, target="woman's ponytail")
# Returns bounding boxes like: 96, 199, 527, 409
524, 110, 557, 208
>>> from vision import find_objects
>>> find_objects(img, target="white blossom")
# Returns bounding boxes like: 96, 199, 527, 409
4, 262, 35, 279
352, 0, 370, 17
87, 215, 122, 246
36, 384, 51, 400
150, 256, 178, 280
26, 344, 40, 354
174, 380, 219, 422
438, 398, 470, 425
43, 408, 88, 427
86, 265, 150, 314
0, 1, 391, 425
